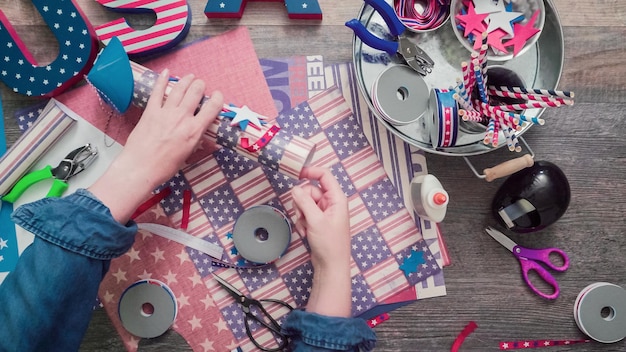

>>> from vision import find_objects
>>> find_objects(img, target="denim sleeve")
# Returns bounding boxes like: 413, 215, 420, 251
282, 309, 377, 351
0, 189, 137, 351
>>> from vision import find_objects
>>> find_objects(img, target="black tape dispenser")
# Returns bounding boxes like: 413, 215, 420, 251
492, 160, 571, 233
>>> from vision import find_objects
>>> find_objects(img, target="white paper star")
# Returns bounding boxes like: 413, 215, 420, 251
0, 238, 7, 249
473, 0, 505, 14
485, 9, 523, 36
224, 104, 268, 130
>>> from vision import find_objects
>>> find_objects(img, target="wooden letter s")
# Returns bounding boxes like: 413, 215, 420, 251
0, 0, 98, 97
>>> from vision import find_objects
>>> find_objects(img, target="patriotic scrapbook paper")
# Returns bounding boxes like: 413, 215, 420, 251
324, 63, 449, 300
151, 86, 441, 351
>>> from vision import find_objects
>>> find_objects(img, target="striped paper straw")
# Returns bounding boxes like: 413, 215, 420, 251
491, 119, 500, 147
473, 65, 489, 104
513, 112, 545, 125
459, 108, 484, 122
501, 125, 515, 151
461, 62, 474, 98
127, 61, 315, 179
0, 99, 76, 196
480, 103, 521, 130
487, 89, 573, 105
488, 86, 574, 99
498, 100, 563, 111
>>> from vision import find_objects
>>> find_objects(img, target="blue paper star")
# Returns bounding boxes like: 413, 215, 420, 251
399, 249, 426, 275
226, 232, 233, 239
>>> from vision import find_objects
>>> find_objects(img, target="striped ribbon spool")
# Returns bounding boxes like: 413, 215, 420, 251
394, 0, 451, 32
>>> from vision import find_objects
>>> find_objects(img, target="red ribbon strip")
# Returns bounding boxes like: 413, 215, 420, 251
240, 125, 281, 152
130, 187, 171, 220
499, 339, 591, 350
180, 189, 192, 230
451, 321, 478, 352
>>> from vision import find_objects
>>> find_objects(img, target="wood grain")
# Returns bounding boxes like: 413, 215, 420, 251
1, 0, 624, 351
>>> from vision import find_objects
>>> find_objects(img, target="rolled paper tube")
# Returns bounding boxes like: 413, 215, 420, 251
459, 108, 483, 123
127, 61, 315, 179
0, 99, 76, 196
487, 86, 574, 99
477, 42, 488, 72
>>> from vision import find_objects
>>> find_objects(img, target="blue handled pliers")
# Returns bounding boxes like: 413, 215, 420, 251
346, 0, 434, 75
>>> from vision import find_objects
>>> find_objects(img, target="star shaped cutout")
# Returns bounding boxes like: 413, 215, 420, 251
487, 28, 509, 54
222, 104, 268, 131
503, 10, 541, 56
399, 249, 427, 275
456, 2, 489, 37
473, 0, 505, 15
485, 7, 524, 36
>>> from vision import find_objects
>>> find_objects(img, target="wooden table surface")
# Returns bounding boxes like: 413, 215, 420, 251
2, 1, 625, 351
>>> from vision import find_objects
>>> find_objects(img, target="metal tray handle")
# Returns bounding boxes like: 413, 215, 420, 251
463, 136, 535, 182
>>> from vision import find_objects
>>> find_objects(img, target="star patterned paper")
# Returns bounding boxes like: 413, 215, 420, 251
131, 86, 441, 350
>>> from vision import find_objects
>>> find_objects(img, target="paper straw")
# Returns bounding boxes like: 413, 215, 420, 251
498, 100, 563, 111
491, 119, 500, 147
487, 86, 574, 99
459, 108, 484, 123
480, 103, 520, 130
487, 89, 573, 105
501, 125, 515, 151
0, 99, 76, 196
128, 61, 315, 179
473, 65, 488, 104
461, 61, 474, 98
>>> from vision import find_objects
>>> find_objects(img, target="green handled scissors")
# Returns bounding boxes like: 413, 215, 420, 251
2, 144, 98, 203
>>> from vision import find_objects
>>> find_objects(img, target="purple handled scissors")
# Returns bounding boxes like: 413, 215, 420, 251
485, 227, 570, 300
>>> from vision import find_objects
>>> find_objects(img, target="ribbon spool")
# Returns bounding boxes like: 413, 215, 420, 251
232, 205, 292, 264
118, 279, 178, 339
427, 88, 459, 148
371, 65, 429, 126
574, 282, 626, 343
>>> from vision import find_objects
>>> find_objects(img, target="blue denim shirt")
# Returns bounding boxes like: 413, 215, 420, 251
0, 189, 376, 351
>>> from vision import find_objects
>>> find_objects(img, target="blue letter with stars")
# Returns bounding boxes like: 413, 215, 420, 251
0, 0, 98, 97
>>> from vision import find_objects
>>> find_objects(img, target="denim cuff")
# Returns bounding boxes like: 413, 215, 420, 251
282, 310, 377, 351
11, 188, 137, 260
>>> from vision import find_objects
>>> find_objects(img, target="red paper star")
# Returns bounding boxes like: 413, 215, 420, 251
456, 2, 489, 37
503, 10, 541, 56
487, 28, 509, 54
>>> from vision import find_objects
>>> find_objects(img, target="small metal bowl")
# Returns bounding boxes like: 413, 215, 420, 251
450, 0, 546, 61
395, 0, 452, 33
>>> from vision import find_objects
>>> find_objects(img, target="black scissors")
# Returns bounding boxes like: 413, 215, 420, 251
212, 273, 293, 351
346, 0, 435, 75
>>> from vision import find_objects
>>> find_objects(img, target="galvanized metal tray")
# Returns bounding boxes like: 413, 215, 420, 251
352, 0, 564, 156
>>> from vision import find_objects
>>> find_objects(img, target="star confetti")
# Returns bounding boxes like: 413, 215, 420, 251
399, 249, 426, 275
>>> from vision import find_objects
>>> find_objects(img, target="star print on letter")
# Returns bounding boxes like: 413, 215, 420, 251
503, 10, 541, 56
399, 249, 426, 275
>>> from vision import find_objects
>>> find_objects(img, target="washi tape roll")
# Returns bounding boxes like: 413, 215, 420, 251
427, 88, 459, 148
232, 205, 291, 264
119, 279, 178, 339
371, 65, 429, 126
574, 282, 626, 343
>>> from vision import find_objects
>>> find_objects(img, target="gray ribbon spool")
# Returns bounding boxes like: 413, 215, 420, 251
118, 280, 178, 339
232, 205, 291, 264
574, 282, 626, 343
372, 65, 429, 125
